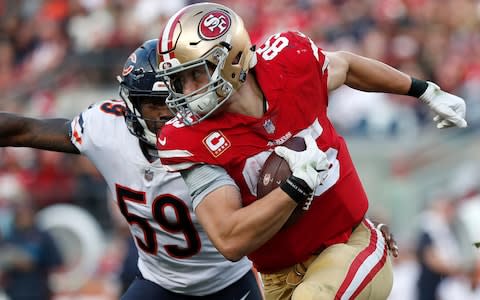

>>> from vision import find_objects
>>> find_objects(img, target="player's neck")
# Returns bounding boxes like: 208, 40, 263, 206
139, 141, 158, 163
227, 73, 265, 118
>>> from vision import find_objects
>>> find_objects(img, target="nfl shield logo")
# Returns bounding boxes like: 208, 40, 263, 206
263, 119, 275, 134
144, 168, 154, 181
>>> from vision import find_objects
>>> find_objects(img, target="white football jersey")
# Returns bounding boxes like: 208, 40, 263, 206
70, 100, 252, 295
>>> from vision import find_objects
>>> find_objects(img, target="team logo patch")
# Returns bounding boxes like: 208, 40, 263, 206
262, 173, 272, 186
122, 53, 137, 76
263, 119, 276, 134
144, 168, 154, 181
203, 131, 231, 157
198, 10, 231, 40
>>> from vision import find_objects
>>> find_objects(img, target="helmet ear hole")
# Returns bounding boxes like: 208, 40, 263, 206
230, 51, 242, 79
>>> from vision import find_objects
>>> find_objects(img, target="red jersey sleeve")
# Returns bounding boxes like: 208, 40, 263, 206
255, 31, 330, 108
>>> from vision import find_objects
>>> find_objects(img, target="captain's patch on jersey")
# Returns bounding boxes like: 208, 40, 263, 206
203, 131, 231, 157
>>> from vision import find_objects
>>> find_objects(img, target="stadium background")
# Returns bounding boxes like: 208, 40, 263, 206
0, 0, 479, 299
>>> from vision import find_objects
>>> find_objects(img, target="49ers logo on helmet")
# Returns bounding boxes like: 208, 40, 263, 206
199, 10, 231, 40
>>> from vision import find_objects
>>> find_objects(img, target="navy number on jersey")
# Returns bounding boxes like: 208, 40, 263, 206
116, 184, 201, 258
100, 100, 125, 116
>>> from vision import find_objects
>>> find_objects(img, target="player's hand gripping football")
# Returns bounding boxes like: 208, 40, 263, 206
419, 81, 467, 129
275, 135, 330, 196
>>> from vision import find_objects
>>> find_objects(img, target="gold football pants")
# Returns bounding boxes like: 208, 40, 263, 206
261, 219, 393, 300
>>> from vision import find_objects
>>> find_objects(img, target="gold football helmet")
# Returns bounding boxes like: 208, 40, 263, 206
156, 2, 255, 125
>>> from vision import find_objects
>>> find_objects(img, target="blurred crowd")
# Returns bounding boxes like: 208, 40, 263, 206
387, 168, 480, 300
0, 0, 479, 299
1, 0, 480, 133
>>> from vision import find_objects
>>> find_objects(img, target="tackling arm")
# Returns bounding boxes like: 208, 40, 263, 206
0, 112, 79, 154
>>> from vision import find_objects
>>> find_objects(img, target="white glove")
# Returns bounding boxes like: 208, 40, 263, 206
274, 135, 330, 190
419, 82, 468, 129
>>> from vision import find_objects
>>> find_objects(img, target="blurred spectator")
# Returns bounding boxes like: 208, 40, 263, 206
388, 244, 419, 300
0, 198, 63, 300
0, 0, 479, 134
108, 201, 139, 295
71, 156, 111, 232
0, 40, 15, 91
118, 235, 139, 295
415, 192, 464, 300
328, 86, 419, 138
436, 190, 480, 300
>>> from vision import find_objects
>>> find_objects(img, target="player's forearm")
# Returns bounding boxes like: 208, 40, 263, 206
201, 187, 297, 261
0, 113, 78, 153
228, 188, 296, 259
340, 51, 412, 94
0, 112, 33, 147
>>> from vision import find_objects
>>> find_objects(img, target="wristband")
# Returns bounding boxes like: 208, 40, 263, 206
407, 77, 429, 98
280, 175, 313, 204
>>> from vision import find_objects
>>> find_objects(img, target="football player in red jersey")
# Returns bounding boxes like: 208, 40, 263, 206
155, 2, 466, 300
0, 39, 263, 300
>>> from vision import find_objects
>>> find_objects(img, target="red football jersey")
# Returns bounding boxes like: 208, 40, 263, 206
158, 31, 369, 273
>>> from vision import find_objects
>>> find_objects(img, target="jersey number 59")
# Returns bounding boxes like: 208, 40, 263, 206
116, 184, 201, 259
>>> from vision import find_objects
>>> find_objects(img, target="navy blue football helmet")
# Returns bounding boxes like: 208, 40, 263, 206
118, 39, 169, 146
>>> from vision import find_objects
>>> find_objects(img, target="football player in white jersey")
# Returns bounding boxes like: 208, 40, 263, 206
0, 39, 263, 299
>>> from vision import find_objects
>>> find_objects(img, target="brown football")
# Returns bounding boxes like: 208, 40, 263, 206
257, 137, 306, 228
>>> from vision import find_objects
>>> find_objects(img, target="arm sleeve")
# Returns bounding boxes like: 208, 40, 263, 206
292, 31, 329, 75
70, 108, 92, 153
180, 164, 239, 210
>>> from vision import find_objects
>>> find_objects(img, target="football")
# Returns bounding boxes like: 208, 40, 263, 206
257, 136, 306, 228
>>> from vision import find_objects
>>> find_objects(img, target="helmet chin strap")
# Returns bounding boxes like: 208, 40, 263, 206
138, 139, 160, 162
143, 129, 158, 147
137, 117, 158, 146
145, 144, 159, 157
